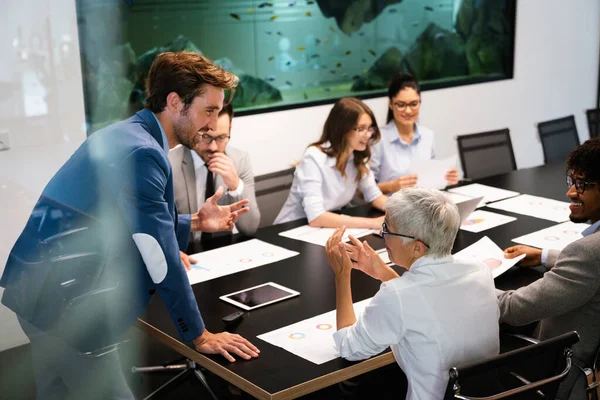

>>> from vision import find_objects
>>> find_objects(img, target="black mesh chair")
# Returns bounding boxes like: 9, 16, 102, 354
444, 331, 579, 400
537, 115, 580, 164
255, 167, 295, 228
587, 108, 600, 139
457, 129, 517, 180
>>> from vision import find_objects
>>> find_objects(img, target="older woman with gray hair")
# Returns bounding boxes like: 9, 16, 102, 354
325, 188, 500, 400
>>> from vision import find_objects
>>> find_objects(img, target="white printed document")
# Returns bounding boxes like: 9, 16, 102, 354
279, 225, 373, 246
460, 210, 517, 233
187, 239, 299, 285
257, 298, 372, 365
448, 184, 520, 205
409, 155, 457, 189
487, 194, 571, 222
453, 236, 525, 278
512, 221, 589, 251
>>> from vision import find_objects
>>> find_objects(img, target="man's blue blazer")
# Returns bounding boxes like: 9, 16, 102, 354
0, 109, 205, 352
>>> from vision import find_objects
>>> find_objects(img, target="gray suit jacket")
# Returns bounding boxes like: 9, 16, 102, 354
168, 145, 260, 238
497, 226, 600, 399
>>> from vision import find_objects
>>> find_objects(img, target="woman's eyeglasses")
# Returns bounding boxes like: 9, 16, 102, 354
380, 221, 430, 249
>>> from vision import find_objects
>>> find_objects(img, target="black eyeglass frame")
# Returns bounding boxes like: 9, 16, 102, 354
566, 173, 598, 194
380, 221, 430, 249
198, 133, 231, 145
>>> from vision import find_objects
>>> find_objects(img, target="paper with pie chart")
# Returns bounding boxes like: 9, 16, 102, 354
486, 194, 571, 222
278, 225, 373, 246
187, 239, 299, 285
453, 236, 526, 279
257, 298, 372, 365
460, 210, 517, 233
511, 221, 590, 251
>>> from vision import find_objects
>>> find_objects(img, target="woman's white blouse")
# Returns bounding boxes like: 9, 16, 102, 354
274, 146, 382, 224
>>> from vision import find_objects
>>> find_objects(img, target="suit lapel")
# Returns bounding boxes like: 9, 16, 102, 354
182, 148, 199, 212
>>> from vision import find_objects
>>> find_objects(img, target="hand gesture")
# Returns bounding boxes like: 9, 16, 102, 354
445, 168, 459, 186
180, 251, 197, 272
192, 186, 249, 232
504, 245, 542, 267
193, 330, 259, 362
395, 174, 418, 191
344, 235, 389, 280
207, 152, 240, 192
325, 226, 353, 276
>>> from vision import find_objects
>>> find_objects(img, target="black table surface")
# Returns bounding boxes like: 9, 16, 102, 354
138, 162, 569, 399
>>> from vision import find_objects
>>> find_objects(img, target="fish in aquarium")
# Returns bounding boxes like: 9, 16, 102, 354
248, 8, 254, 14
270, 15, 279, 21
289, 1, 296, 6
258, 2, 273, 8
368, 49, 377, 56
305, 11, 312, 16
297, 46, 306, 51
345, 50, 351, 56
424, 6, 434, 11
268, 56, 275, 61
229, 13, 241, 21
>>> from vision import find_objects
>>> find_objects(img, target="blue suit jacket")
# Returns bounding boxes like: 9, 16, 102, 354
0, 109, 204, 352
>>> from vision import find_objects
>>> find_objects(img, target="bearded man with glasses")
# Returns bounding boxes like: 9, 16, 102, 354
170, 102, 261, 241
501, 138, 600, 400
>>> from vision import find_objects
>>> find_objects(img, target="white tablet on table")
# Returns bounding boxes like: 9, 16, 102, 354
219, 282, 300, 311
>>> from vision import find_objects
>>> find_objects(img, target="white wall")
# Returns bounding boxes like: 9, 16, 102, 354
0, 0, 598, 353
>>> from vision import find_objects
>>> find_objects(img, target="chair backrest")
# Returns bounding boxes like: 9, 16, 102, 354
587, 108, 600, 139
255, 167, 295, 228
456, 129, 516, 180
444, 331, 579, 400
537, 115, 580, 164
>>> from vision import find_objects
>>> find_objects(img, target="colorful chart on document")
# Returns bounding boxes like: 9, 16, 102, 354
512, 221, 590, 251
187, 239, 299, 285
257, 298, 372, 365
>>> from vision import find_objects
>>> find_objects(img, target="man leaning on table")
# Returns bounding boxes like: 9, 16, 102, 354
0, 52, 259, 400
502, 138, 600, 400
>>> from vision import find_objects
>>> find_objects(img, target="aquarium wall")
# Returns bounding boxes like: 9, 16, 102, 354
75, 0, 516, 132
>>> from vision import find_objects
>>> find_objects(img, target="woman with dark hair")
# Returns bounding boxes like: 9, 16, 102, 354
370, 73, 459, 194
274, 98, 387, 229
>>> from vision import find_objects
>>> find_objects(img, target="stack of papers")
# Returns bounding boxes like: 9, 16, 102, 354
408, 155, 457, 189
187, 239, 299, 285
448, 184, 520, 205
257, 298, 372, 365
278, 225, 373, 246
487, 194, 571, 222
512, 221, 590, 251
453, 236, 526, 278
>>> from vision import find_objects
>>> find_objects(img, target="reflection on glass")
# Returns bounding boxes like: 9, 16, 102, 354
75, 0, 516, 133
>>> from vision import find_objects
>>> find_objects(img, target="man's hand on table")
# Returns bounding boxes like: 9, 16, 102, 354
193, 330, 260, 362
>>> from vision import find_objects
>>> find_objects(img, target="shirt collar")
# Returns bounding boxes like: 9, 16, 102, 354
409, 254, 454, 272
151, 112, 170, 155
582, 220, 600, 237
386, 121, 422, 146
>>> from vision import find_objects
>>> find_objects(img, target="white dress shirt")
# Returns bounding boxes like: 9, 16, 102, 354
274, 145, 382, 224
333, 255, 500, 400
370, 121, 436, 183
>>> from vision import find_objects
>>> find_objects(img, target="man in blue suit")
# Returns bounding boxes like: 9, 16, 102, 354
0, 51, 259, 399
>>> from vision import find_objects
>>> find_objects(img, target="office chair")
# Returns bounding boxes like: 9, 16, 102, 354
587, 108, 600, 139
255, 167, 295, 227
444, 331, 579, 399
456, 129, 517, 180
537, 115, 580, 164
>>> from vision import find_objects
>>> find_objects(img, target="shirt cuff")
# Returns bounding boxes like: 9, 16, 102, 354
227, 178, 244, 197
541, 248, 549, 266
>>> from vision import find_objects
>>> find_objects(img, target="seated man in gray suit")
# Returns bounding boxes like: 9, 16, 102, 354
170, 103, 260, 241
502, 138, 600, 399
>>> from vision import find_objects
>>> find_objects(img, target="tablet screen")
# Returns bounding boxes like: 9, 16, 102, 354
221, 283, 299, 310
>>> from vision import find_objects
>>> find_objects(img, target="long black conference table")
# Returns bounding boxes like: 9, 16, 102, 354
137, 162, 569, 399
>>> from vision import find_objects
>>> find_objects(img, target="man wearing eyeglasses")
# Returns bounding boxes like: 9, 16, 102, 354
170, 103, 260, 241
500, 138, 600, 400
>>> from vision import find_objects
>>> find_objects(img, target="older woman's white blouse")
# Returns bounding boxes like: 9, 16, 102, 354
274, 145, 382, 224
